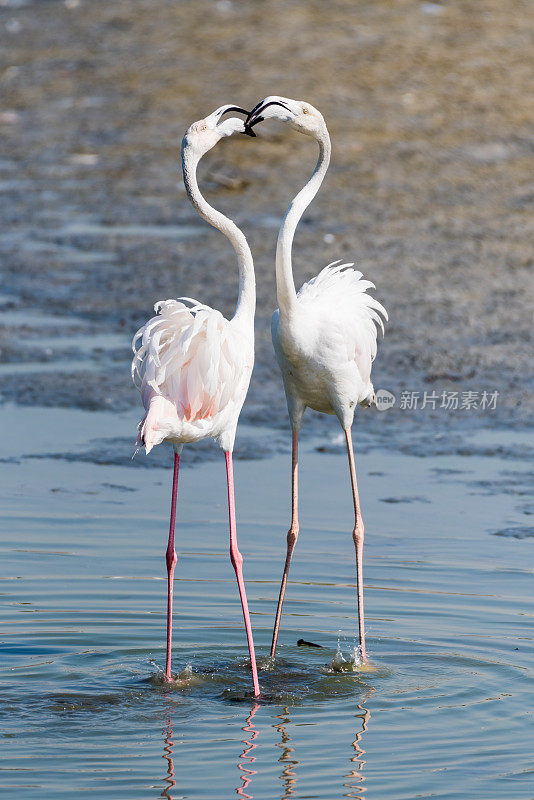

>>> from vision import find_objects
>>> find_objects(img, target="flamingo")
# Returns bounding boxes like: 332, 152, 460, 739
131, 105, 260, 696
246, 97, 388, 663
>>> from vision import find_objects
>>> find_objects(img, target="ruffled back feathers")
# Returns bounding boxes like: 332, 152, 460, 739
296, 260, 388, 387
132, 298, 251, 452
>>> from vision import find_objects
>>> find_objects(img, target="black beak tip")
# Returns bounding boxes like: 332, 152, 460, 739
242, 126, 257, 138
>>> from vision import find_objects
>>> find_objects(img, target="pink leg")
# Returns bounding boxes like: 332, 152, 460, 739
270, 429, 299, 659
225, 451, 260, 697
345, 428, 367, 662
165, 452, 180, 681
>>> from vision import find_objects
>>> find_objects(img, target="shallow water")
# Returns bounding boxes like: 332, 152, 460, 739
1, 403, 532, 799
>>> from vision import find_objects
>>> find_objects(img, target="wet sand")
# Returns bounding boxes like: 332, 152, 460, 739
1, 0, 533, 430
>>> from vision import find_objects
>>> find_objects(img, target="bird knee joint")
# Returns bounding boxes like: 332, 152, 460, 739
230, 548, 243, 571
287, 525, 299, 548
166, 548, 177, 572
352, 525, 364, 545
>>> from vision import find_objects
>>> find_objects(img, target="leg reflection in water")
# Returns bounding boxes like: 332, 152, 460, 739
237, 702, 260, 799
161, 716, 177, 800
274, 707, 299, 799
159, 694, 371, 799
343, 690, 374, 799
161, 704, 260, 800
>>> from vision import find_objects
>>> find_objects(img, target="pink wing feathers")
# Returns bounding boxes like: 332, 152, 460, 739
132, 298, 251, 452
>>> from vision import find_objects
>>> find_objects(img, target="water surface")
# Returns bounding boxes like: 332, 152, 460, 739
1, 404, 532, 799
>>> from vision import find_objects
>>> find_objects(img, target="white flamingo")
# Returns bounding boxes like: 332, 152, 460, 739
132, 105, 260, 696
246, 97, 388, 662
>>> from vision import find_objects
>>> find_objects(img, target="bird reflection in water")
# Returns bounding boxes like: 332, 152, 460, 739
237, 702, 260, 799
274, 707, 298, 798
272, 693, 373, 800
160, 694, 372, 799
160, 703, 260, 799
343, 691, 374, 799
161, 716, 177, 799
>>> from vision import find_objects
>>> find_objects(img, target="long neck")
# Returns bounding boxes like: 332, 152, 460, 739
182, 147, 255, 327
276, 128, 331, 316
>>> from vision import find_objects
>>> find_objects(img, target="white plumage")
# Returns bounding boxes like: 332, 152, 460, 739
132, 299, 252, 453
246, 96, 388, 663
272, 259, 387, 427
129, 104, 260, 697
295, 259, 386, 388
131, 106, 256, 458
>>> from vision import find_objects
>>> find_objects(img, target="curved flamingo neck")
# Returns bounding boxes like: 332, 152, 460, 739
182, 145, 255, 327
276, 128, 331, 317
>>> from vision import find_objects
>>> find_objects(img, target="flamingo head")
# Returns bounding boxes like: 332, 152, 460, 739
182, 104, 251, 157
245, 96, 326, 138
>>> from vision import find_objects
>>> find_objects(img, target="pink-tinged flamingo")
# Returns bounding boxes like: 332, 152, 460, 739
132, 105, 260, 696
246, 97, 388, 663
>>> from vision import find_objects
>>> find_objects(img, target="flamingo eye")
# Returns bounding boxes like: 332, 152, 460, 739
302, 107, 309, 114
201, 123, 207, 131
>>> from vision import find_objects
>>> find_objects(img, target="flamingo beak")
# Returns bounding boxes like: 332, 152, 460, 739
243, 99, 265, 135
218, 106, 250, 120
244, 100, 291, 136
216, 106, 255, 136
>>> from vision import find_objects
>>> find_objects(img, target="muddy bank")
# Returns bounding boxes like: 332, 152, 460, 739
1, 0, 532, 432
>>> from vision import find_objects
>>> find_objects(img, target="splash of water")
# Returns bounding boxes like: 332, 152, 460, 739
148, 661, 202, 688
177, 664, 194, 680
325, 635, 365, 673
149, 659, 164, 675
257, 655, 276, 672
